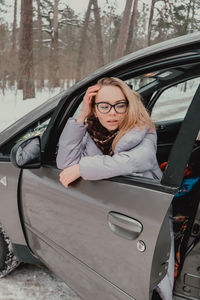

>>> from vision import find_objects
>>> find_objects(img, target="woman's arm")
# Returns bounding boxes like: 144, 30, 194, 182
79, 136, 157, 180
56, 118, 88, 169
56, 85, 100, 169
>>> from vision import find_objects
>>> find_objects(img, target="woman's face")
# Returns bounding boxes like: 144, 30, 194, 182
94, 85, 127, 131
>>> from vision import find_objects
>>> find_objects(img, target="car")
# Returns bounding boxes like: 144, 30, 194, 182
0, 33, 200, 300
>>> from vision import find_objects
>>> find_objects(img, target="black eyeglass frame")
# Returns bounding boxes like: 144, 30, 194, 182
94, 101, 129, 114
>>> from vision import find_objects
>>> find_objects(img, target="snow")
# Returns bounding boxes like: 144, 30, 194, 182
0, 86, 62, 133
0, 263, 81, 300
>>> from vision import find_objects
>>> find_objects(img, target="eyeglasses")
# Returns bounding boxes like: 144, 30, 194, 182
95, 101, 128, 114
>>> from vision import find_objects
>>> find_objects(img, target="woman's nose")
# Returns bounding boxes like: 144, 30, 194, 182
109, 107, 117, 114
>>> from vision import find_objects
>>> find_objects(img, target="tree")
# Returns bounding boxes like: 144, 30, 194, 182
114, 0, 133, 59
12, 0, 17, 51
49, 0, 59, 87
75, 0, 93, 81
93, 0, 104, 67
148, 0, 200, 45
36, 0, 44, 88
19, 0, 35, 99
125, 0, 138, 54
147, 0, 157, 46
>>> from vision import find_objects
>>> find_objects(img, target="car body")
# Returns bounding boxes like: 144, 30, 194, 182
0, 33, 200, 300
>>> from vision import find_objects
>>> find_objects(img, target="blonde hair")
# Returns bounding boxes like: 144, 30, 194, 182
95, 77, 155, 151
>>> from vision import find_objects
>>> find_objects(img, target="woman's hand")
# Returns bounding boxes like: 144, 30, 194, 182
77, 85, 100, 123
59, 164, 81, 188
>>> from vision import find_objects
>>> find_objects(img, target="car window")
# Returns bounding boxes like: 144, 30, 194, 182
16, 118, 50, 142
0, 116, 51, 159
125, 74, 156, 90
151, 77, 200, 122
73, 102, 82, 119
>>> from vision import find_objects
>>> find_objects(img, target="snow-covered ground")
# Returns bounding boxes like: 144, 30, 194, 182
0, 263, 81, 300
0, 87, 63, 132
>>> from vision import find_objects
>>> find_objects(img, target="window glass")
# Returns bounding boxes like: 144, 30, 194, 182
125, 74, 156, 90
16, 118, 50, 142
73, 102, 82, 119
0, 117, 51, 159
151, 78, 200, 122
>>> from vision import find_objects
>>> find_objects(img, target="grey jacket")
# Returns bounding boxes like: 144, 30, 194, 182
56, 118, 162, 181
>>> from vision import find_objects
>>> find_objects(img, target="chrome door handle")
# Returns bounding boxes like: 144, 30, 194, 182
108, 212, 143, 240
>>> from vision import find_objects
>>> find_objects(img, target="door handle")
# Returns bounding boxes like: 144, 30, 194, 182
108, 212, 143, 240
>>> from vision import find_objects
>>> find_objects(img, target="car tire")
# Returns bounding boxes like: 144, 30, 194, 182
0, 225, 20, 278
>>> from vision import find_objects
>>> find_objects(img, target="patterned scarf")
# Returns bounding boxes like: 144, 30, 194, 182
87, 114, 118, 156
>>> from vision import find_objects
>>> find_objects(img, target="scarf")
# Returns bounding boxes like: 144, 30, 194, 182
87, 114, 118, 156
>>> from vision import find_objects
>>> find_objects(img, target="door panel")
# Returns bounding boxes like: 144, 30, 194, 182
20, 167, 174, 300
156, 119, 182, 164
25, 225, 135, 300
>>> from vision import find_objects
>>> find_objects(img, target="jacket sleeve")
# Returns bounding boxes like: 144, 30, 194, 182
79, 136, 157, 180
56, 118, 88, 169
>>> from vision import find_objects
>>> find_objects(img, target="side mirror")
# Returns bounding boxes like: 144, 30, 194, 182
10, 136, 41, 169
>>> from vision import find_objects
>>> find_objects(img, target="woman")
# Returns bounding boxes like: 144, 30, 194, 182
56, 77, 162, 186
57, 77, 173, 300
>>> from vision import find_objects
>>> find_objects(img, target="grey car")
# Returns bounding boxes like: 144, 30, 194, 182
1, 33, 200, 300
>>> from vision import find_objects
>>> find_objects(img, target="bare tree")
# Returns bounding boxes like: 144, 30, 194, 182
147, 0, 156, 46
93, 0, 104, 67
19, 0, 35, 100
12, 0, 17, 51
125, 0, 138, 54
37, 0, 44, 88
75, 0, 93, 81
114, 0, 133, 59
49, 0, 59, 87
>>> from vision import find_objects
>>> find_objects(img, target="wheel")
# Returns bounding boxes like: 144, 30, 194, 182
0, 225, 20, 278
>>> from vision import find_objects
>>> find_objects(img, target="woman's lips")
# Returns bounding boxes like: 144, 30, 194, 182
107, 120, 118, 124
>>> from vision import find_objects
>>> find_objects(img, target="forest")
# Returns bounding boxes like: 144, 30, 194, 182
0, 0, 199, 100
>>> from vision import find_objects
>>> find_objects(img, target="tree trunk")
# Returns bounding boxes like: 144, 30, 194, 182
125, 0, 138, 54
184, 0, 192, 34
114, 0, 133, 59
49, 0, 59, 87
9, 0, 18, 86
93, 0, 104, 67
147, 0, 156, 46
19, 0, 35, 100
191, 0, 195, 31
75, 0, 93, 82
165, 0, 178, 35
12, 0, 17, 51
37, 0, 44, 89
